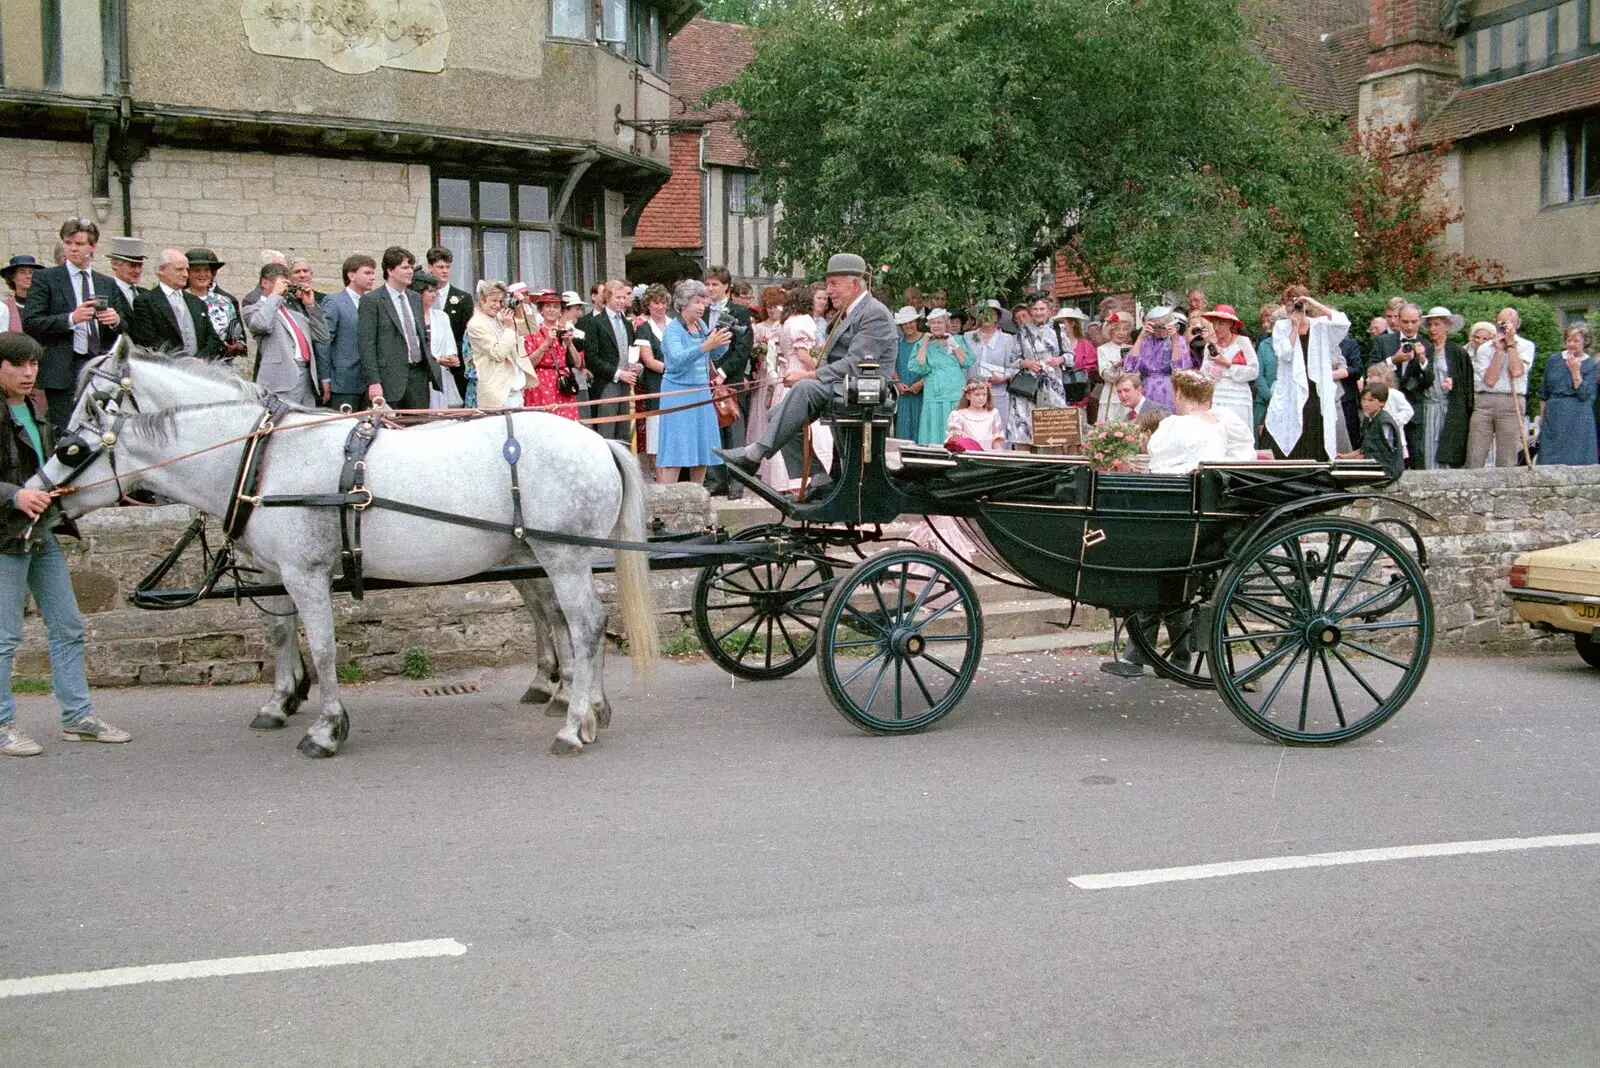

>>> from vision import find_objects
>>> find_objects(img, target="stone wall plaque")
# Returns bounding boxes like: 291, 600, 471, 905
242, 0, 450, 75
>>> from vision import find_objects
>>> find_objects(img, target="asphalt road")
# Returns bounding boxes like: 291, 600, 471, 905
1, 649, 1596, 1067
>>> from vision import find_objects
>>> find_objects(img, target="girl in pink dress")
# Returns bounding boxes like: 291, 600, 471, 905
759, 285, 835, 492
909, 380, 997, 562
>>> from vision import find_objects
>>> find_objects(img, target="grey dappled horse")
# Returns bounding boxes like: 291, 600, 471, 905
39, 349, 657, 756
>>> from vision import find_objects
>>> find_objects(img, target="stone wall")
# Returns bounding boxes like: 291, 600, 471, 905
16, 484, 716, 688
1345, 465, 1600, 653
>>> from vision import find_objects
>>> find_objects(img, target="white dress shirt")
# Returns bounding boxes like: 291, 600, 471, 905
1472, 336, 1534, 395
70, 265, 96, 354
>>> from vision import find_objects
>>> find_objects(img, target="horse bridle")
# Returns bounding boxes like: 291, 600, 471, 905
41, 351, 138, 497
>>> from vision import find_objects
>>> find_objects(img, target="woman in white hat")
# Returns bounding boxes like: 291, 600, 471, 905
1052, 305, 1097, 421
1424, 305, 1474, 467
912, 308, 973, 444
963, 304, 1016, 439
892, 304, 926, 439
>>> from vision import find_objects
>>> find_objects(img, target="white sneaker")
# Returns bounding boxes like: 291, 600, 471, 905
61, 716, 131, 744
0, 724, 43, 756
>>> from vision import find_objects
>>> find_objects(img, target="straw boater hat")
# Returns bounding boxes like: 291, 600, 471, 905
893, 305, 921, 325
561, 290, 585, 308
1051, 305, 1088, 321
824, 252, 868, 277
1202, 303, 1245, 329
1424, 305, 1466, 333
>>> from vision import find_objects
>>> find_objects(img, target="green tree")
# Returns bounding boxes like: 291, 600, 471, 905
722, 0, 1358, 297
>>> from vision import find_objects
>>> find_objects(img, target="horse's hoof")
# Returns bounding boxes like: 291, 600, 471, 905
249, 711, 288, 731
543, 695, 569, 719
579, 718, 597, 745
520, 682, 555, 705
297, 735, 336, 758
549, 737, 582, 756
595, 700, 612, 730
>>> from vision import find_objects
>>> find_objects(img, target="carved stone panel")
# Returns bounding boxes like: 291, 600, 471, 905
241, 0, 450, 75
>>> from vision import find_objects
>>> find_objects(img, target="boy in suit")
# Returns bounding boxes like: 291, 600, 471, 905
20, 218, 126, 430
1339, 381, 1406, 480
318, 254, 377, 409
357, 246, 438, 410
576, 279, 640, 442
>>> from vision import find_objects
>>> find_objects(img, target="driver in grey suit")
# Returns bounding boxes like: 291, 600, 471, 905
717, 253, 896, 495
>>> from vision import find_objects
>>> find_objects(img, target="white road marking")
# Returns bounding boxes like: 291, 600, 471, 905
1069, 833, 1600, 890
0, 938, 466, 999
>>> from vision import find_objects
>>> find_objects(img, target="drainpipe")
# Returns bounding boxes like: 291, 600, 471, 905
113, 0, 134, 235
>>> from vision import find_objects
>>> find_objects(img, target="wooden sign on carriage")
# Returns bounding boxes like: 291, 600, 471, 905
1031, 406, 1085, 455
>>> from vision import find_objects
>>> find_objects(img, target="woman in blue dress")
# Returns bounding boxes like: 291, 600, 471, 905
1536, 324, 1599, 466
656, 278, 732, 484
892, 305, 926, 439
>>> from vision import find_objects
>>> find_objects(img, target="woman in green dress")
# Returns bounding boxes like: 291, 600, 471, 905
914, 308, 974, 444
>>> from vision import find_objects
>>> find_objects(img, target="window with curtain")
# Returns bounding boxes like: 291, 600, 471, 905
1543, 117, 1600, 205
434, 176, 565, 291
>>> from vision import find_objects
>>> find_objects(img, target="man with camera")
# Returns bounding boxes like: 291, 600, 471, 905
20, 218, 126, 431
1466, 307, 1534, 467
1372, 302, 1437, 467
131, 248, 224, 364
716, 253, 896, 499
702, 266, 753, 500
246, 262, 329, 409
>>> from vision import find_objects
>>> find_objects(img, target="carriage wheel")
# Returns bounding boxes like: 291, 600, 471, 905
1125, 605, 1213, 689
692, 525, 835, 680
817, 549, 983, 735
1210, 517, 1433, 746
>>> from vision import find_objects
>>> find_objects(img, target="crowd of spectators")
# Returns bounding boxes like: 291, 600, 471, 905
4, 218, 1595, 501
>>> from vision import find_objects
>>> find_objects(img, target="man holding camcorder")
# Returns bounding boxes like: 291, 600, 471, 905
1373, 302, 1437, 468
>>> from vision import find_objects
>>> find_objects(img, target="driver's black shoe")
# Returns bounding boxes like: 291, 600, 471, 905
714, 447, 759, 476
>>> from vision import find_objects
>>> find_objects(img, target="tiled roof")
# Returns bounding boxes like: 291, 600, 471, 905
1254, 0, 1367, 116
666, 16, 753, 168
1419, 55, 1600, 144
634, 131, 704, 250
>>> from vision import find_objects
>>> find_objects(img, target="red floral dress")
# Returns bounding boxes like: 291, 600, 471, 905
522, 326, 581, 420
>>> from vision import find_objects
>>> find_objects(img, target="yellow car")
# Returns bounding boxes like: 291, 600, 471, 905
1507, 538, 1600, 669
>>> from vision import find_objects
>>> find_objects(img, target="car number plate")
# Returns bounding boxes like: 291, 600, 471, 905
1577, 603, 1600, 620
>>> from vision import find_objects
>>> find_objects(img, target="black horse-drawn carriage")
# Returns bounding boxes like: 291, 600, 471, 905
692, 363, 1434, 746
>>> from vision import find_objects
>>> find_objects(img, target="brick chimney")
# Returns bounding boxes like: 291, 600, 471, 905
1358, 0, 1460, 129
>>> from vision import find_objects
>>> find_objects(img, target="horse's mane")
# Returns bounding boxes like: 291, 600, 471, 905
125, 348, 275, 406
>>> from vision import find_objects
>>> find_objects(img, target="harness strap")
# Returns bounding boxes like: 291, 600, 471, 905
503, 413, 525, 540
220, 406, 279, 539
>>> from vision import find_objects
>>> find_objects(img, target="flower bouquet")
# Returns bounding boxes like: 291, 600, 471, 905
1085, 419, 1144, 472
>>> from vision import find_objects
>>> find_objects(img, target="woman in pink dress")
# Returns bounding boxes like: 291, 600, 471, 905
747, 287, 786, 454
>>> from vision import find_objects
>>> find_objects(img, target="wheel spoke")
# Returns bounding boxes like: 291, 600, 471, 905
870, 573, 895, 628
713, 609, 762, 645
1229, 634, 1302, 687
763, 614, 775, 670
831, 638, 882, 649
1254, 643, 1308, 718
1326, 543, 1382, 615
1221, 627, 1300, 645
1333, 578, 1409, 623
920, 651, 963, 678
841, 602, 889, 638
923, 632, 975, 643
894, 658, 904, 720
1340, 637, 1415, 671
1330, 646, 1386, 704
729, 618, 762, 665
916, 592, 967, 631
1230, 593, 1298, 630
1317, 647, 1348, 728
905, 656, 939, 706
838, 648, 887, 687
1316, 531, 1343, 612
860, 653, 893, 716
1296, 639, 1317, 731
773, 615, 804, 659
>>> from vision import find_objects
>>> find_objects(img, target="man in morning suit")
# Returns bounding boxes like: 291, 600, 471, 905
357, 246, 438, 410
426, 247, 473, 401
717, 253, 897, 498
131, 249, 224, 362
702, 266, 753, 499
1372, 302, 1436, 467
576, 279, 640, 443
21, 218, 127, 430
318, 253, 377, 410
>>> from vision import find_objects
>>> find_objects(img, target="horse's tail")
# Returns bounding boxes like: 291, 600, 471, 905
607, 439, 658, 680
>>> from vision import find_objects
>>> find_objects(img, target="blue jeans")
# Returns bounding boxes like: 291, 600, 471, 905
0, 534, 92, 726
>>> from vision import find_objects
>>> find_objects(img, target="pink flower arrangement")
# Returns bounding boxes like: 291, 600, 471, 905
1084, 419, 1144, 472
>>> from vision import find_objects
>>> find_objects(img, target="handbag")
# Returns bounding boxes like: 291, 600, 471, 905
712, 383, 740, 428
1007, 370, 1042, 402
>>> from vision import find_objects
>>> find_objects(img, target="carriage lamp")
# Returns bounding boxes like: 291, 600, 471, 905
846, 362, 886, 408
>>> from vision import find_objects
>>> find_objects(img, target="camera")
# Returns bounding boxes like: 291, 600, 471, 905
93, 296, 109, 311
504, 290, 524, 308
1292, 298, 1305, 312
1496, 322, 1508, 335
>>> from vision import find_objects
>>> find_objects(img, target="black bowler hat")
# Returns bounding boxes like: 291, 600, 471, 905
185, 247, 226, 269
1, 254, 41, 280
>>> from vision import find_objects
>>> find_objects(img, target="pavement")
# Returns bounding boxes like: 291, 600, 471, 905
1, 649, 1597, 1067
